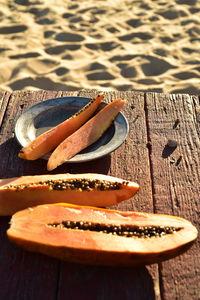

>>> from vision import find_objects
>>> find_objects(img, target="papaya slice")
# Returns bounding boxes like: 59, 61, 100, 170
18, 94, 104, 160
0, 173, 139, 216
47, 98, 126, 171
7, 203, 198, 266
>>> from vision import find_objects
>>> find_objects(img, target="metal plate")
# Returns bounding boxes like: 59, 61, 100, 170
15, 96, 129, 163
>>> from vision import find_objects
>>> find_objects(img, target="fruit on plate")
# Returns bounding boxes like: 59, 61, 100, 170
0, 173, 139, 216
47, 98, 126, 171
18, 94, 104, 160
7, 203, 198, 266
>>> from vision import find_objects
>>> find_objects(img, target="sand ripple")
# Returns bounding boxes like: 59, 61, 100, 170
0, 0, 199, 94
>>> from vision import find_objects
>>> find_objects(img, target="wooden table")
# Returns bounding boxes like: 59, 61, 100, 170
0, 90, 199, 300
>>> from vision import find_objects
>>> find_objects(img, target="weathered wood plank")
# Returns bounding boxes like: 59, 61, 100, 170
0, 90, 79, 300
0, 220, 59, 300
145, 92, 200, 300
57, 263, 156, 300
1, 89, 198, 300
58, 90, 160, 300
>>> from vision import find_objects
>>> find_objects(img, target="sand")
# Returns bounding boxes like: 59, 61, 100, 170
0, 0, 199, 95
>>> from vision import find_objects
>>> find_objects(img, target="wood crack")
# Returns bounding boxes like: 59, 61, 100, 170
0, 91, 12, 131
144, 93, 156, 214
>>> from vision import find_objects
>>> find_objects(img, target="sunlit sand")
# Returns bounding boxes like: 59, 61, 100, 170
0, 0, 199, 94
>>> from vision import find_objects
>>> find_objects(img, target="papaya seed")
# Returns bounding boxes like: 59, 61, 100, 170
48, 221, 181, 239
4, 179, 122, 192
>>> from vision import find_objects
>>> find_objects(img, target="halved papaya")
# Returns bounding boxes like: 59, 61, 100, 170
7, 203, 198, 266
0, 173, 139, 216
47, 98, 126, 171
18, 94, 104, 160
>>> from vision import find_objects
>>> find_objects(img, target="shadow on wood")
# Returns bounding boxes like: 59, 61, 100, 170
58, 261, 156, 300
0, 138, 111, 177
68, 154, 111, 175
0, 217, 59, 300
0, 138, 72, 177
162, 144, 177, 159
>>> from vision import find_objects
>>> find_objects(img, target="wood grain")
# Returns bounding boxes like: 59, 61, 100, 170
145, 92, 200, 300
0, 90, 199, 300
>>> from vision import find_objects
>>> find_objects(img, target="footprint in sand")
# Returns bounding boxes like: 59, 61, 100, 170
153, 49, 167, 57
53, 67, 69, 76
62, 54, 73, 60
85, 42, 119, 51
87, 71, 115, 81
189, 7, 200, 14
9, 77, 78, 91
177, 0, 197, 5
118, 64, 137, 78
44, 31, 55, 38
137, 79, 159, 85
181, 19, 199, 26
62, 12, 74, 18
126, 19, 144, 28
115, 83, 135, 91
110, 55, 136, 62
69, 16, 83, 23
36, 18, 55, 25
187, 26, 200, 38
68, 4, 79, 10
141, 56, 176, 76
158, 8, 187, 20
89, 62, 106, 71
45, 44, 81, 55
77, 7, 96, 14
14, 0, 40, 5
173, 71, 199, 80
160, 36, 175, 44
9, 52, 40, 59
55, 32, 84, 42
171, 86, 199, 95
106, 27, 120, 33
119, 32, 153, 41
84, 43, 99, 50
0, 48, 10, 53
0, 25, 27, 34
28, 7, 49, 17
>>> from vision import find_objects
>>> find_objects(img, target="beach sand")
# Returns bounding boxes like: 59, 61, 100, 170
0, 0, 199, 94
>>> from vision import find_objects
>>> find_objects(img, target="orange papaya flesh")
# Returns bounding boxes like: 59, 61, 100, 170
0, 173, 139, 216
7, 203, 198, 266
47, 98, 126, 171
18, 94, 104, 160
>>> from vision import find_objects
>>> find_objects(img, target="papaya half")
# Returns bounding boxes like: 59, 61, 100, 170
7, 203, 198, 266
0, 173, 139, 216
18, 94, 104, 160
47, 98, 126, 171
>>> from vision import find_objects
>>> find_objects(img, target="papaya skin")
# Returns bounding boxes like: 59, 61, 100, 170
18, 94, 104, 160
7, 203, 198, 266
47, 98, 126, 171
0, 173, 139, 216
